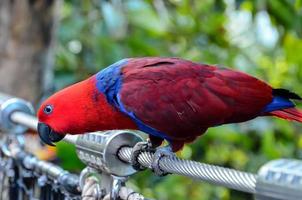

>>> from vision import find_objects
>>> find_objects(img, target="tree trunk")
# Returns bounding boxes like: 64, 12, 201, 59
0, 0, 59, 105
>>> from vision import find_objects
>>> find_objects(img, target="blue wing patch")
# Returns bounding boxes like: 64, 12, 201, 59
262, 96, 295, 113
95, 59, 128, 105
95, 59, 171, 141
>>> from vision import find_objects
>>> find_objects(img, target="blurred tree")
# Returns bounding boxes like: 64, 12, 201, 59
0, 0, 60, 104
0, 0, 66, 164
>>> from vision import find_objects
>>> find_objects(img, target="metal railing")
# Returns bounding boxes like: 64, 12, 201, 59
1, 92, 302, 200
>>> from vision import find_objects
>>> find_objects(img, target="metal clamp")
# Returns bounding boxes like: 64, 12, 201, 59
256, 159, 302, 200
76, 130, 143, 177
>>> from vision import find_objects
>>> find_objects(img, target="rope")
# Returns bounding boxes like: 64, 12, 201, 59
82, 178, 100, 200
81, 177, 148, 200
118, 147, 257, 194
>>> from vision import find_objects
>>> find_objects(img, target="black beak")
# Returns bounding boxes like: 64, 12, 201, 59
37, 122, 65, 146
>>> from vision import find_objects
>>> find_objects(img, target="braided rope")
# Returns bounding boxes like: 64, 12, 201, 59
118, 147, 257, 194
81, 177, 148, 200
82, 178, 99, 200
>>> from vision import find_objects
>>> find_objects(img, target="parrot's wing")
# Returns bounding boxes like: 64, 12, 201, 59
117, 58, 272, 142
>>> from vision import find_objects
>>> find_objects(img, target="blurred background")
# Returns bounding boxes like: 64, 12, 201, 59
0, 0, 302, 199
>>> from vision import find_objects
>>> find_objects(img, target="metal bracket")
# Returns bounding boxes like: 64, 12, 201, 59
0, 93, 34, 134
79, 166, 128, 200
103, 174, 127, 200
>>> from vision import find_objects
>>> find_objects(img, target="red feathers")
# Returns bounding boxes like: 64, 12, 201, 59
270, 108, 302, 123
119, 58, 273, 150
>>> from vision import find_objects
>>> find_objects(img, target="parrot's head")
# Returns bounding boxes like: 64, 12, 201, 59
37, 97, 66, 146
37, 78, 102, 146
37, 74, 137, 146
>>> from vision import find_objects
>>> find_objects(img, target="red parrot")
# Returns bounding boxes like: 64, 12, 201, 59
37, 57, 302, 151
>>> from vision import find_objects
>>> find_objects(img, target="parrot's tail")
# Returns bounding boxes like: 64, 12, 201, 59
270, 108, 302, 123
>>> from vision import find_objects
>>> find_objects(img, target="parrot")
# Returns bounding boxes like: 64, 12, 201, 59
37, 57, 302, 152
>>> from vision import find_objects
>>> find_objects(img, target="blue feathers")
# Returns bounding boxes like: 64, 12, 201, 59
262, 96, 295, 113
95, 59, 171, 141
95, 59, 128, 105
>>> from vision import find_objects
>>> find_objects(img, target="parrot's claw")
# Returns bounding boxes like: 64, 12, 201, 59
151, 146, 175, 176
130, 141, 154, 171
130, 142, 175, 176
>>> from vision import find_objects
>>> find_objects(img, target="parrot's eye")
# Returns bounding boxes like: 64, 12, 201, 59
43, 105, 53, 115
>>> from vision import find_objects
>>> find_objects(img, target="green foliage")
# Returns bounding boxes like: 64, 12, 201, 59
56, 141, 85, 171
55, 0, 302, 199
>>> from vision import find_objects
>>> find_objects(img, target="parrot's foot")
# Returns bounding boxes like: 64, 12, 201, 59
151, 146, 175, 176
130, 141, 155, 171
